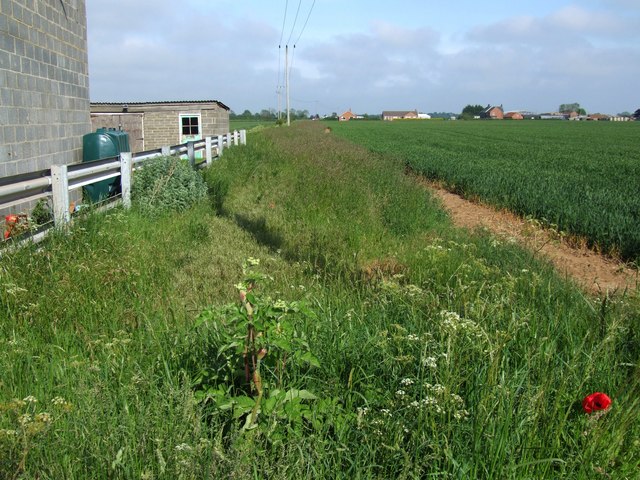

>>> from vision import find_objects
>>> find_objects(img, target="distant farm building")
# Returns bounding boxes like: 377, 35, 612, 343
587, 113, 610, 121
382, 110, 419, 121
339, 109, 358, 121
90, 101, 230, 153
504, 112, 524, 120
480, 105, 504, 120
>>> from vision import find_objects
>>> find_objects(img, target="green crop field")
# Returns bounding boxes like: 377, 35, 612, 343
331, 120, 640, 263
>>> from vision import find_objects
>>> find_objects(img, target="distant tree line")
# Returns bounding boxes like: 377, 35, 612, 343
229, 109, 312, 121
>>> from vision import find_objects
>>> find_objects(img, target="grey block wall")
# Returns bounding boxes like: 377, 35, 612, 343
0, 0, 90, 193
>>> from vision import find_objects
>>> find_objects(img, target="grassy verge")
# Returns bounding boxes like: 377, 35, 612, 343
1, 121, 639, 478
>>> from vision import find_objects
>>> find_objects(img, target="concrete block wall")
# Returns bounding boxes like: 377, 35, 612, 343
202, 107, 229, 137
0, 0, 91, 184
144, 111, 178, 150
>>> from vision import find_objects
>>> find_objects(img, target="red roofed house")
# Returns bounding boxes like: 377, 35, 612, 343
480, 105, 504, 119
339, 109, 357, 121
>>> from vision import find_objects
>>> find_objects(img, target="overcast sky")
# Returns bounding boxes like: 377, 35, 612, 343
86, 0, 640, 115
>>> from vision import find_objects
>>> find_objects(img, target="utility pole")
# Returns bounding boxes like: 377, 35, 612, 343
286, 45, 290, 126
277, 86, 281, 121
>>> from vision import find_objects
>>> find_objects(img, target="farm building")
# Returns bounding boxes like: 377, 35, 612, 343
90, 101, 230, 153
480, 105, 504, 120
339, 109, 358, 121
504, 112, 524, 120
1, 0, 91, 211
382, 110, 419, 121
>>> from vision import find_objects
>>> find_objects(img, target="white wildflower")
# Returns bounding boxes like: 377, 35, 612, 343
18, 413, 32, 425
454, 409, 470, 420
246, 257, 260, 266
422, 356, 438, 368
400, 378, 414, 387
35, 412, 52, 423
23, 395, 37, 404
395, 389, 406, 397
406, 334, 420, 342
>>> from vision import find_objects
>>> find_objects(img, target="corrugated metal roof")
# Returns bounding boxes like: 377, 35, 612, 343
91, 100, 230, 111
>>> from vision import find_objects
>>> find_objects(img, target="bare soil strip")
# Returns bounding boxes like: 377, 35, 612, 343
424, 181, 638, 295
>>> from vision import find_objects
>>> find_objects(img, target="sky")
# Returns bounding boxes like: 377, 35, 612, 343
86, 0, 640, 116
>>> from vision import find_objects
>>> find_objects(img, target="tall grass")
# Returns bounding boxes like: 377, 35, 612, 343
1, 122, 638, 478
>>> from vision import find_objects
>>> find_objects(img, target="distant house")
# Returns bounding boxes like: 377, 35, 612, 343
504, 112, 524, 120
587, 113, 610, 121
382, 110, 419, 121
339, 109, 357, 121
91, 100, 230, 153
479, 105, 504, 119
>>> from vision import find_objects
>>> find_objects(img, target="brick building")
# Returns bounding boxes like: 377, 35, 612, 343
90, 101, 230, 153
1, 0, 91, 180
382, 110, 419, 121
480, 105, 504, 120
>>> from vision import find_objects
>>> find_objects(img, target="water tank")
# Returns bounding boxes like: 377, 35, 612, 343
82, 128, 131, 202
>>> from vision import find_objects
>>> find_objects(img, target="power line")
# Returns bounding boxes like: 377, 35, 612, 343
278, 0, 288, 47
294, 0, 315, 46
286, 0, 302, 46
277, 1, 288, 89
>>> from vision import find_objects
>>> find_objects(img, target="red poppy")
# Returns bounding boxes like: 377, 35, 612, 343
582, 392, 611, 413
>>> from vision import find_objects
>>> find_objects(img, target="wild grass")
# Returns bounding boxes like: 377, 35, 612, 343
1, 122, 639, 478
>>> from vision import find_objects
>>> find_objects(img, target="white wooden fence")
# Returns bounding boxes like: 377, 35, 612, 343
0, 129, 246, 237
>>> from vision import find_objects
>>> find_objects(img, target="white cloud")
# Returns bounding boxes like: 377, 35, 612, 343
86, 1, 640, 115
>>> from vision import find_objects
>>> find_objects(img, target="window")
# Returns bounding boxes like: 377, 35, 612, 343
181, 116, 199, 135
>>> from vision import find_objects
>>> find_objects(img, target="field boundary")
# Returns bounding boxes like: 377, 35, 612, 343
419, 177, 639, 295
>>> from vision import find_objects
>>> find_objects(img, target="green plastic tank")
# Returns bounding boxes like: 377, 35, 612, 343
82, 128, 131, 202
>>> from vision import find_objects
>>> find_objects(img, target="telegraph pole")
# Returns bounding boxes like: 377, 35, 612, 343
277, 86, 281, 121
286, 45, 290, 126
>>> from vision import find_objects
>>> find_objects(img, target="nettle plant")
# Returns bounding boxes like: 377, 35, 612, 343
194, 258, 320, 431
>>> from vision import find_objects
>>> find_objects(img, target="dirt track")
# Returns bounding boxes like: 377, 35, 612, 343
425, 182, 638, 295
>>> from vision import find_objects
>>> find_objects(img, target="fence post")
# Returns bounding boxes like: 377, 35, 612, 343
51, 164, 70, 226
233, 130, 239, 146
217, 134, 224, 157
205, 136, 212, 166
120, 152, 132, 209
240, 129, 247, 145
161, 146, 170, 156
187, 141, 195, 167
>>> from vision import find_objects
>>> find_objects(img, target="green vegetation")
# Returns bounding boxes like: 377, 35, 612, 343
330, 120, 640, 263
1, 122, 639, 478
132, 155, 207, 215
230, 119, 275, 132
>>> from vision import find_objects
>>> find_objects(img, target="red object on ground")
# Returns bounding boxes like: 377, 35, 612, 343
582, 392, 612, 413
4, 214, 19, 239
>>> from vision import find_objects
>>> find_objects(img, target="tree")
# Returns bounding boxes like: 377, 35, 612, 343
633, 109, 640, 120
559, 103, 585, 114
460, 104, 484, 119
